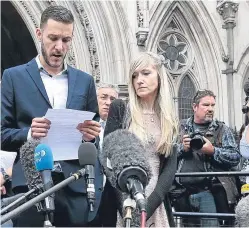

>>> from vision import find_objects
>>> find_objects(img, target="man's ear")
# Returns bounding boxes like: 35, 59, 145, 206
36, 28, 42, 42
193, 103, 197, 112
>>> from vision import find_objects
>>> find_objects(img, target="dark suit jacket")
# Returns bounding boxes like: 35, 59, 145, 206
1, 58, 103, 223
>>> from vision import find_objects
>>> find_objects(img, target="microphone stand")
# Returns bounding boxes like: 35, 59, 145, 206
36, 200, 55, 228
1, 168, 86, 225
43, 213, 54, 228
1, 184, 43, 215
123, 196, 136, 228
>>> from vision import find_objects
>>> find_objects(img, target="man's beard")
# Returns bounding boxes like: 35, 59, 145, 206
204, 114, 213, 123
41, 40, 65, 68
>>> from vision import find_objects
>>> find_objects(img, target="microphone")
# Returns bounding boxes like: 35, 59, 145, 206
1, 143, 97, 224
101, 129, 152, 212
20, 139, 43, 194
34, 144, 55, 213
78, 142, 98, 212
235, 195, 249, 227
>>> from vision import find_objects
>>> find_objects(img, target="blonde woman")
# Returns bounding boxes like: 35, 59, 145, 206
103, 52, 178, 227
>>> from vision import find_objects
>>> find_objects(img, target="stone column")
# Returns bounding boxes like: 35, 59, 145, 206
217, 0, 239, 129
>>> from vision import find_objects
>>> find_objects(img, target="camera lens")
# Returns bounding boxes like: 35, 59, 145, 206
190, 136, 205, 150
242, 105, 249, 114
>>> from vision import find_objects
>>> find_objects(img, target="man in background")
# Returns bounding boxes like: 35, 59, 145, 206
96, 83, 119, 149
173, 89, 240, 227
96, 83, 119, 227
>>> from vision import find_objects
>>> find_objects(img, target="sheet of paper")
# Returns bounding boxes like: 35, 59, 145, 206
41, 109, 95, 161
0, 151, 17, 169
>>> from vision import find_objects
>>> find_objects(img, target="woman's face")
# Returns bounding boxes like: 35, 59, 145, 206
132, 64, 159, 101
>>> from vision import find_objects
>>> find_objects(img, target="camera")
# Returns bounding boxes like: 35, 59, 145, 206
242, 97, 249, 114
189, 131, 205, 150
242, 105, 249, 114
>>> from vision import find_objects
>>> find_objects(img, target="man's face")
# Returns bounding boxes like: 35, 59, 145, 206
193, 96, 216, 124
97, 88, 118, 121
36, 19, 73, 71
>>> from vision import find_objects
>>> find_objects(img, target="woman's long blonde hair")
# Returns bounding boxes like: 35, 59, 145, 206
128, 52, 178, 157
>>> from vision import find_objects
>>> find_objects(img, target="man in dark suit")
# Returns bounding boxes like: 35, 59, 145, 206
1, 5, 104, 227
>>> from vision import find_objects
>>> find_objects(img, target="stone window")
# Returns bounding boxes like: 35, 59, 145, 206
178, 75, 196, 120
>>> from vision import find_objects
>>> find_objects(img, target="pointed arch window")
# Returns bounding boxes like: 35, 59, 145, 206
178, 75, 196, 120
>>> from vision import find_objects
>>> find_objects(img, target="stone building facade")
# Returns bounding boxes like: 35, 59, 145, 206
1, 0, 249, 129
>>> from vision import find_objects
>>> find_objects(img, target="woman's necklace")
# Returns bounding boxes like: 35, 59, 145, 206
143, 112, 156, 122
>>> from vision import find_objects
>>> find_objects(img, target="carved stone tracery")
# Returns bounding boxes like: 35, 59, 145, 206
136, 0, 149, 46
73, 1, 100, 82
19, 1, 39, 28
217, 1, 239, 24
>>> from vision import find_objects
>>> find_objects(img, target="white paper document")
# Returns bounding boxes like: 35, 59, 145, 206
0, 151, 17, 169
41, 109, 95, 161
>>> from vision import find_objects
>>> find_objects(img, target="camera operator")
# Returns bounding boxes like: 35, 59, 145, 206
172, 89, 240, 227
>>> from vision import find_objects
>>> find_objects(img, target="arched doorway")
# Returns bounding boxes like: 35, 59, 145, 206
1, 1, 37, 75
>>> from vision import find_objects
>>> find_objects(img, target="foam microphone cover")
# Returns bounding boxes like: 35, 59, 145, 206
20, 139, 42, 193
235, 194, 249, 227
100, 129, 152, 189
78, 142, 97, 166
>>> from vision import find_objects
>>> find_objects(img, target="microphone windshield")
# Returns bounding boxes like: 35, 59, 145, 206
235, 194, 249, 227
20, 139, 42, 190
78, 142, 97, 166
34, 144, 54, 171
101, 129, 152, 190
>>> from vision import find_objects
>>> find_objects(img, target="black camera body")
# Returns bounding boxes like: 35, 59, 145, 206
189, 131, 205, 151
242, 96, 249, 114
242, 105, 249, 114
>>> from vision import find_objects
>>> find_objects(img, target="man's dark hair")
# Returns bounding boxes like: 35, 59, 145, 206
40, 5, 74, 28
193, 89, 216, 104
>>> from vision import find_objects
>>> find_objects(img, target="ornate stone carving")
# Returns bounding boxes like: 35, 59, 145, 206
19, 1, 39, 28
217, 1, 239, 24
67, 47, 76, 68
157, 31, 191, 75
137, 1, 144, 27
73, 1, 100, 82
136, 0, 149, 46
47, 0, 56, 5
136, 28, 149, 46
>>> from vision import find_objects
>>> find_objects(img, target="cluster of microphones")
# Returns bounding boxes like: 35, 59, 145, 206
1, 129, 153, 227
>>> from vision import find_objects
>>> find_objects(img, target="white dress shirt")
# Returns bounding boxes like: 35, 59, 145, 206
27, 56, 68, 139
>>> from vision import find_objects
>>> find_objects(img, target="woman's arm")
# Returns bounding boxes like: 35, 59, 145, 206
240, 126, 249, 159
146, 145, 177, 219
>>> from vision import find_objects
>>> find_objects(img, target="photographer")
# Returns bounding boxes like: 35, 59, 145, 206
173, 89, 240, 227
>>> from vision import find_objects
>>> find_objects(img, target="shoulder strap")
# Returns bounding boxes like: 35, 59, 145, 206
213, 121, 225, 148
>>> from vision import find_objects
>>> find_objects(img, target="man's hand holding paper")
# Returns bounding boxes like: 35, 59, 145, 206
31, 117, 51, 138
40, 109, 97, 161
77, 120, 101, 142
